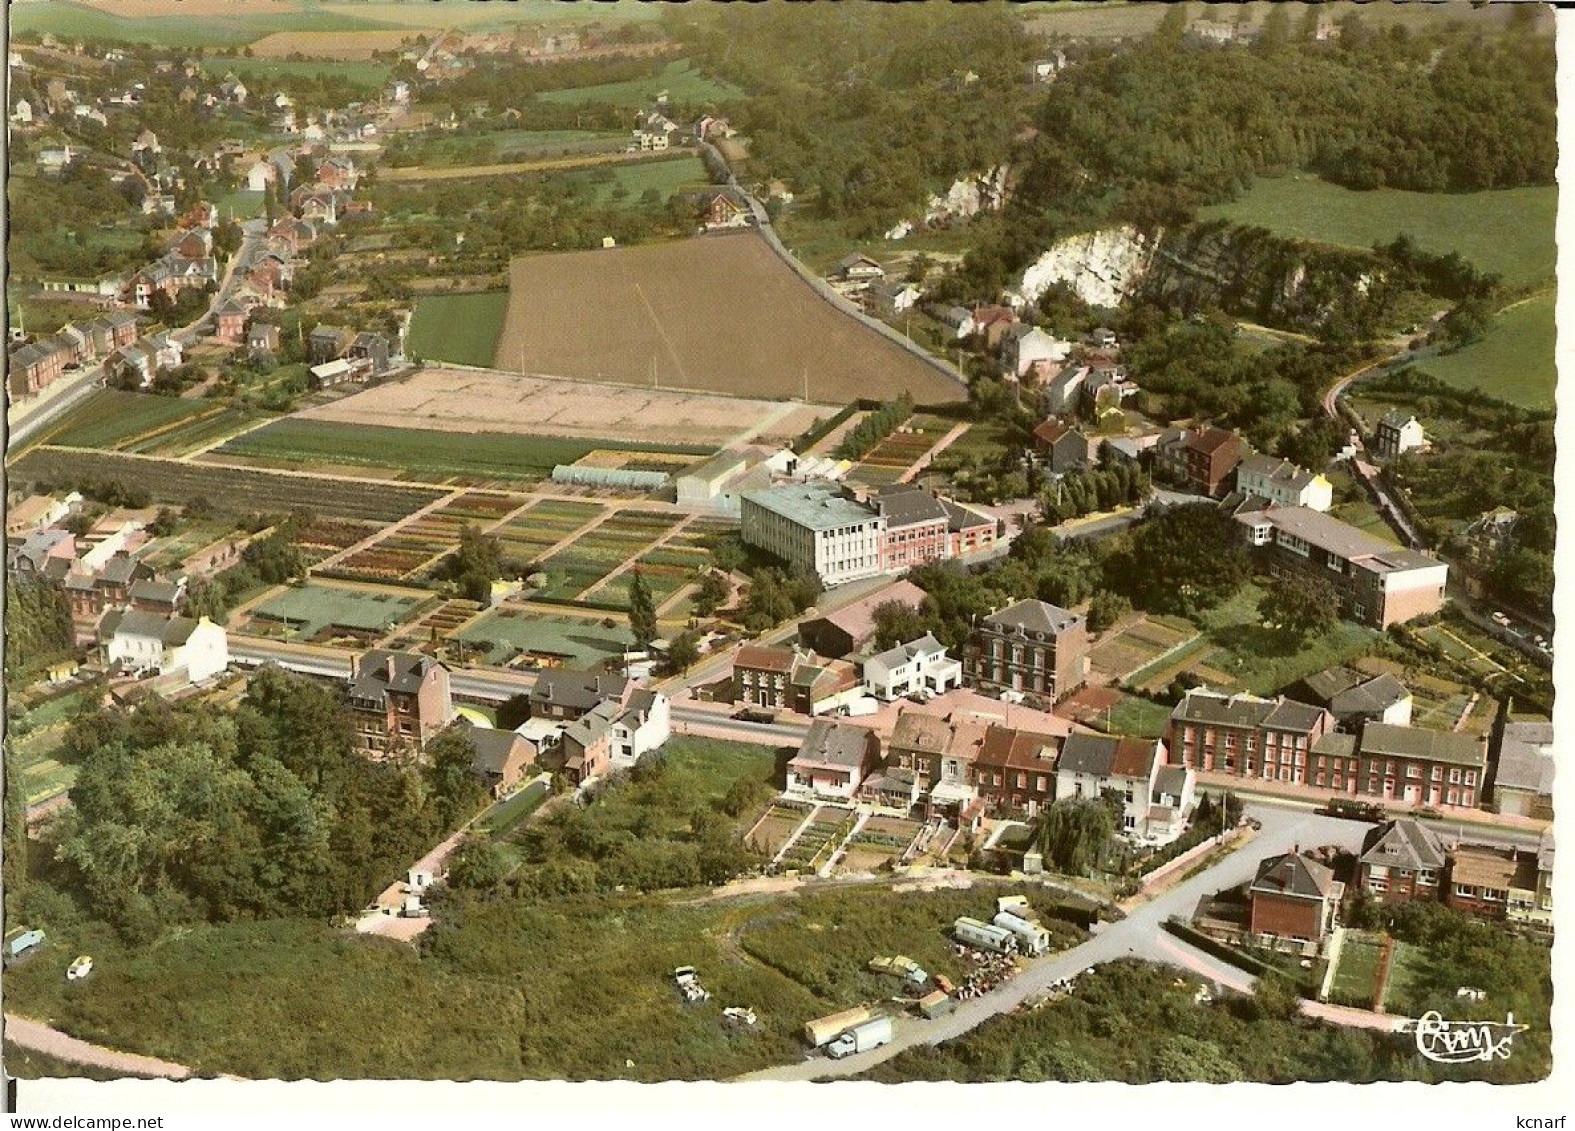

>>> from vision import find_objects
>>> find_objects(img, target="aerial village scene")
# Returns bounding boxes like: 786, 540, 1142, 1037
0, 0, 1559, 1093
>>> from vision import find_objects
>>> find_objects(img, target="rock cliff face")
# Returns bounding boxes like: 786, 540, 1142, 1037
1139, 222, 1396, 335
886, 166, 1010, 240
1017, 226, 1154, 309
1011, 221, 1398, 336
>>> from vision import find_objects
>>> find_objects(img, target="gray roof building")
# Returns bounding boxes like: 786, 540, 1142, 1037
982, 598, 1081, 637
1251, 852, 1337, 900
1360, 722, 1484, 768
1359, 818, 1446, 873
792, 718, 876, 770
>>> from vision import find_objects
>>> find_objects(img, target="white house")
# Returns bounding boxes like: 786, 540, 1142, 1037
245, 160, 274, 192
101, 609, 230, 684
72, 103, 107, 127
1235, 454, 1333, 512
1001, 324, 1072, 379
786, 719, 880, 802
863, 634, 962, 701
933, 305, 976, 340
10, 98, 32, 124
871, 279, 923, 318
608, 687, 671, 769
1055, 733, 1195, 845
1376, 411, 1428, 460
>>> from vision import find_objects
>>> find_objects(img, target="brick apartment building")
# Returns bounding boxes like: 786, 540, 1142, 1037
1184, 426, 1244, 497
1311, 721, 1486, 808
346, 649, 453, 758
1248, 852, 1344, 949
962, 598, 1088, 702
1167, 689, 1333, 784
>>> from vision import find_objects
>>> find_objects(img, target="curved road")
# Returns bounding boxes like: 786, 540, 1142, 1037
735, 803, 1373, 1082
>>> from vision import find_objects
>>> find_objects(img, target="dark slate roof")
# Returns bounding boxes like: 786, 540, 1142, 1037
1057, 733, 1155, 780
876, 486, 950, 529
1312, 732, 1357, 758
1301, 666, 1364, 704
1154, 764, 1192, 797
1359, 819, 1446, 872
791, 718, 872, 770
1172, 690, 1325, 734
1250, 853, 1336, 900
1330, 673, 1410, 718
530, 669, 629, 712
1359, 721, 1484, 768
349, 649, 444, 700
941, 497, 993, 533
101, 607, 200, 645
467, 726, 527, 775
983, 598, 1081, 637
129, 578, 182, 604
98, 555, 144, 586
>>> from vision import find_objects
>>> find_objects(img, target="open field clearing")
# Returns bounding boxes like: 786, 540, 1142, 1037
9, 447, 443, 522
380, 149, 662, 184
1089, 615, 1196, 684
388, 129, 627, 169
297, 367, 825, 450
1416, 291, 1555, 411
245, 29, 419, 58
1198, 175, 1557, 288
494, 235, 967, 404
536, 58, 740, 106
552, 155, 711, 206
406, 292, 509, 367
315, 0, 662, 27
199, 56, 394, 90
848, 414, 959, 487
36, 390, 212, 451
213, 419, 707, 485
10, 1, 400, 46
494, 499, 606, 564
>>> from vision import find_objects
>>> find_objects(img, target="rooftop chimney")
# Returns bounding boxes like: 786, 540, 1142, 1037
386, 655, 396, 680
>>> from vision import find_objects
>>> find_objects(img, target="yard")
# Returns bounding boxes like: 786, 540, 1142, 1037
550, 155, 712, 208
1328, 930, 1385, 1009
1089, 615, 1198, 686
1198, 175, 1557, 289
406, 291, 510, 368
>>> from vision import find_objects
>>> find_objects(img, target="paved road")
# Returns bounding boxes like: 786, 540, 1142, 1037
229, 638, 537, 702
736, 804, 1372, 1081
3, 1014, 195, 1080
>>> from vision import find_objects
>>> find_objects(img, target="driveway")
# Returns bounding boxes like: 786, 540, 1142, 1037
734, 803, 1372, 1081
3, 1014, 195, 1080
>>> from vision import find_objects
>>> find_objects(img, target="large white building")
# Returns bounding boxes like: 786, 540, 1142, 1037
100, 609, 229, 684
741, 482, 885, 587
862, 634, 962, 701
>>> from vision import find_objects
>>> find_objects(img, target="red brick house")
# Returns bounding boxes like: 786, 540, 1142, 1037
877, 486, 950, 573
7, 337, 73, 397
1445, 844, 1541, 922
971, 724, 1061, 817
1356, 818, 1446, 904
214, 299, 248, 343
1183, 426, 1243, 497
970, 305, 1020, 350
346, 649, 454, 759
701, 191, 750, 230
1312, 721, 1485, 808
733, 645, 801, 710
1248, 852, 1343, 949
462, 725, 536, 798
1167, 689, 1332, 785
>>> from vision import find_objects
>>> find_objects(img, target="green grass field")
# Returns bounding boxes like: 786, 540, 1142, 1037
9, 1, 398, 47
218, 419, 705, 483
211, 187, 269, 221
406, 291, 509, 368
41, 390, 212, 451
200, 57, 392, 91
1199, 175, 1558, 288
555, 156, 712, 207
394, 129, 626, 168
1415, 291, 1556, 411
1329, 931, 1384, 1007
536, 58, 740, 107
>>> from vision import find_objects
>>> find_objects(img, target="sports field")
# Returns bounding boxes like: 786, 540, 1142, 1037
1417, 291, 1556, 411
494, 234, 967, 404
297, 368, 825, 450
215, 419, 706, 484
406, 292, 509, 368
1199, 175, 1557, 287
536, 58, 740, 107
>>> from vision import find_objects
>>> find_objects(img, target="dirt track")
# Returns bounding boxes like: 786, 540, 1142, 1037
4, 1014, 195, 1080
494, 233, 969, 404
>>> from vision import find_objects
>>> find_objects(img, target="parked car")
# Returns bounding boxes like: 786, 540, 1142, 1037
1491, 612, 1511, 627
66, 955, 93, 981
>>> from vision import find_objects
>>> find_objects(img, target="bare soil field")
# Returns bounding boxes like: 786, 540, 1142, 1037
495, 234, 967, 404
248, 30, 418, 58
294, 367, 826, 450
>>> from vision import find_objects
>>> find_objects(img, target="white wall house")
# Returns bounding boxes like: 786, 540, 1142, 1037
863, 634, 963, 701
102, 609, 229, 684
741, 482, 885, 588
608, 688, 671, 769
1055, 733, 1195, 845
1002, 325, 1072, 379
1236, 454, 1333, 512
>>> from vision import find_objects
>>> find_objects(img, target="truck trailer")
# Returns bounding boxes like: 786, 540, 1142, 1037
954, 916, 1018, 955
827, 1016, 894, 1059
804, 1006, 875, 1048
993, 911, 1051, 955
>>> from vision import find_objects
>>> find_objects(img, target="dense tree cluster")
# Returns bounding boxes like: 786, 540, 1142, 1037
44, 668, 487, 941
835, 394, 914, 461
3, 581, 74, 685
